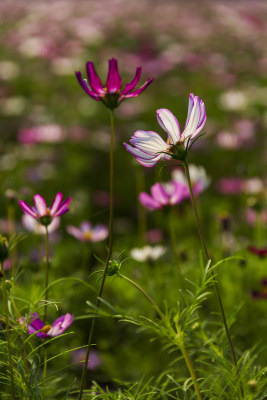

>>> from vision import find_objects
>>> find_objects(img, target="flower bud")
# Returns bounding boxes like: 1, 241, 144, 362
0, 236, 9, 262
4, 280, 12, 291
107, 259, 121, 276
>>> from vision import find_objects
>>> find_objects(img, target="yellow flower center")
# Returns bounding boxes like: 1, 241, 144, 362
83, 231, 92, 240
41, 325, 52, 334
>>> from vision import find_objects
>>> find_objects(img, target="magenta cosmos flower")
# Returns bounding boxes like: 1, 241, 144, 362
76, 58, 153, 109
67, 221, 108, 242
124, 93, 206, 166
19, 313, 74, 338
139, 182, 187, 210
19, 193, 71, 227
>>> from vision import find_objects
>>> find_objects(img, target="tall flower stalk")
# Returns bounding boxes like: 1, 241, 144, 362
76, 58, 153, 399
183, 161, 243, 396
44, 227, 49, 323
124, 93, 243, 396
78, 110, 115, 399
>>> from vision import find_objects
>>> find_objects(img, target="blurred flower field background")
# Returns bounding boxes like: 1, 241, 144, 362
1, 0, 267, 398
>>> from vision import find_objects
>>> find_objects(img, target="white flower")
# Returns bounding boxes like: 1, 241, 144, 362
130, 245, 166, 262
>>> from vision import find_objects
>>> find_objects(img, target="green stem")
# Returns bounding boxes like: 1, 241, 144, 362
1, 261, 16, 399
7, 205, 17, 278
136, 166, 147, 242
78, 109, 115, 399
42, 349, 47, 400
44, 227, 49, 324
118, 272, 202, 400
183, 161, 243, 397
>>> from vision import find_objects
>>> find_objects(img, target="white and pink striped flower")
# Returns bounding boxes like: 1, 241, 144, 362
124, 93, 206, 167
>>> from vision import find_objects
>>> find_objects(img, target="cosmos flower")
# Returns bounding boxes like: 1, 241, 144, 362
124, 93, 206, 167
171, 164, 210, 197
72, 349, 102, 370
139, 181, 187, 210
19, 193, 71, 227
19, 313, 74, 338
22, 214, 60, 235
130, 245, 166, 262
76, 58, 153, 109
67, 221, 109, 242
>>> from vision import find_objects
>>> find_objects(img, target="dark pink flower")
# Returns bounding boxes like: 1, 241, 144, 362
248, 246, 267, 257
19, 313, 74, 338
139, 181, 187, 210
76, 58, 153, 109
19, 193, 71, 227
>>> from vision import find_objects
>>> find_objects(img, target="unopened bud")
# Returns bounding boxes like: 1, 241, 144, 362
248, 379, 258, 388
107, 259, 121, 276
4, 280, 12, 291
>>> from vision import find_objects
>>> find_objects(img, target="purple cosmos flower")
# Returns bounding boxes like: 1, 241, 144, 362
19, 193, 71, 227
72, 349, 102, 370
19, 313, 74, 338
75, 58, 153, 109
67, 221, 108, 242
139, 181, 187, 210
124, 93, 206, 166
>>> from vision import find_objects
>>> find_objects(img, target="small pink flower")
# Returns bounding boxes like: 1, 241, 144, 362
67, 222, 108, 242
19, 313, 74, 338
72, 349, 102, 370
19, 193, 71, 227
76, 58, 153, 109
139, 181, 187, 210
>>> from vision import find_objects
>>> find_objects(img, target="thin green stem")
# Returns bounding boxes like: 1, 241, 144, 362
43, 227, 49, 324
118, 273, 165, 320
1, 261, 16, 399
42, 349, 47, 400
118, 272, 202, 400
78, 109, 115, 399
183, 161, 243, 397
136, 166, 147, 242
7, 205, 17, 278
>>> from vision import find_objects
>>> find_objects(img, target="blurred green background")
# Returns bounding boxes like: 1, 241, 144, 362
0, 0, 267, 392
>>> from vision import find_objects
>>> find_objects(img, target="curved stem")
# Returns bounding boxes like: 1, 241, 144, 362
118, 272, 202, 400
118, 273, 165, 320
1, 261, 16, 399
183, 161, 243, 397
43, 227, 49, 324
79, 109, 115, 399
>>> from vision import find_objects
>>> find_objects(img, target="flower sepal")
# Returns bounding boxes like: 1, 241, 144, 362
39, 215, 53, 227
170, 142, 189, 163
107, 259, 121, 276
100, 92, 120, 110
